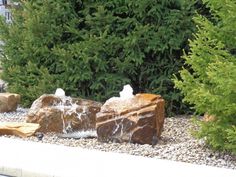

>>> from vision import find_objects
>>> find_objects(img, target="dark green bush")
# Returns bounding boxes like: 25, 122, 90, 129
0, 0, 196, 115
0, 0, 78, 106
174, 0, 236, 153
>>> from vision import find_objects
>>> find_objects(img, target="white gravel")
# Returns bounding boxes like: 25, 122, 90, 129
0, 107, 28, 122
0, 108, 236, 170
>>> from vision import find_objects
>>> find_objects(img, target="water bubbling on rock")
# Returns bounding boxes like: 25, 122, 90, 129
54, 88, 66, 98
119, 84, 134, 99
96, 85, 165, 145
54, 88, 81, 133
104, 84, 134, 106
26, 89, 102, 136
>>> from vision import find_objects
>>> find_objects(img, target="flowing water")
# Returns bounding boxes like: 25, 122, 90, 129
54, 84, 134, 139
54, 88, 97, 138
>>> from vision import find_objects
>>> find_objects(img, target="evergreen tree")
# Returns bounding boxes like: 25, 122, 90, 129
73, 0, 196, 115
0, 0, 79, 106
174, 0, 236, 153
0, 0, 196, 116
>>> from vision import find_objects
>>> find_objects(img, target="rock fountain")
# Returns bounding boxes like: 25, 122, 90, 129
25, 85, 165, 144
26, 88, 102, 137
96, 84, 165, 145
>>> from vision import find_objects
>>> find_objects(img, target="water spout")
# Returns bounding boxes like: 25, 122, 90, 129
55, 88, 65, 98
119, 84, 134, 99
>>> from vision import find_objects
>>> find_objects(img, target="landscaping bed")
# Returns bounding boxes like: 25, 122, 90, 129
0, 108, 235, 170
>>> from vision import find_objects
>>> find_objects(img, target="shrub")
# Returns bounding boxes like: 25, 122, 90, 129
0, 0, 196, 115
174, 0, 236, 153
73, 0, 197, 115
0, 0, 79, 106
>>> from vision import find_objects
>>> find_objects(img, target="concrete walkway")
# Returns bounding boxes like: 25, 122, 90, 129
0, 137, 235, 177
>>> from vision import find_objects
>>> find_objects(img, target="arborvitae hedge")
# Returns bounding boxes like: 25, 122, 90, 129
0, 0, 195, 115
174, 0, 236, 153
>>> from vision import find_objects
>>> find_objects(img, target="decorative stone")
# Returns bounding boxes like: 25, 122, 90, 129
96, 93, 165, 144
0, 93, 20, 112
0, 122, 40, 138
203, 113, 216, 122
26, 94, 102, 133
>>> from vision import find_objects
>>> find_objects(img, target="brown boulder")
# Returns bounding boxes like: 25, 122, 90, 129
0, 122, 40, 138
26, 94, 102, 133
96, 93, 165, 144
0, 93, 20, 112
27, 107, 63, 133
29, 94, 61, 110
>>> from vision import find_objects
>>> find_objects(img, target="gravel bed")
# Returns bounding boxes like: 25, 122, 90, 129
0, 107, 28, 122
0, 108, 236, 170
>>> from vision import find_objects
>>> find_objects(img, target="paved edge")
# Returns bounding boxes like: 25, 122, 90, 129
0, 137, 235, 177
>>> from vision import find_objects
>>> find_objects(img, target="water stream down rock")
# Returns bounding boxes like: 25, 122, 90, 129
26, 94, 102, 133
96, 93, 165, 145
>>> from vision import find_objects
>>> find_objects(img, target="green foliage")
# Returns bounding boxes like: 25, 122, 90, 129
0, 0, 195, 115
5, 62, 55, 107
0, 0, 78, 105
174, 0, 236, 153
72, 0, 196, 115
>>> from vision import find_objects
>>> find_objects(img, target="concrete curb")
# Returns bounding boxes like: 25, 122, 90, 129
0, 137, 235, 177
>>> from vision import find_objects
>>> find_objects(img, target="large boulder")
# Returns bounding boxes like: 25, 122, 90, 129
0, 122, 40, 138
0, 93, 20, 112
26, 94, 102, 133
96, 93, 165, 145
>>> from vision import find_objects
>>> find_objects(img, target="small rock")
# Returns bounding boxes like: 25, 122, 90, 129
35, 132, 44, 141
0, 93, 20, 113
